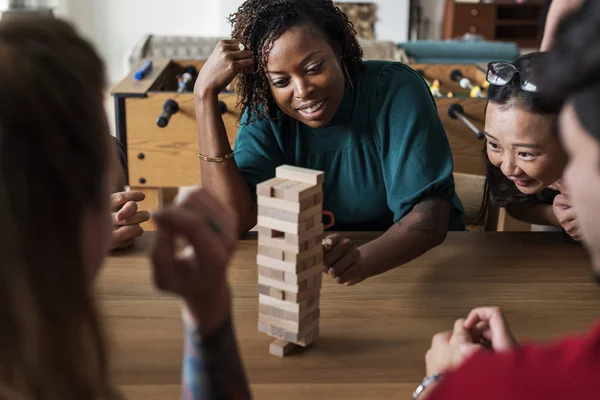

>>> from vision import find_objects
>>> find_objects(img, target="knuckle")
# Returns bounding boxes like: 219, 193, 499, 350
111, 192, 125, 205
141, 211, 152, 222
112, 227, 125, 241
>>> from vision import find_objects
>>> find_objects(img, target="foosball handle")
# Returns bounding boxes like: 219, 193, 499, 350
218, 100, 228, 115
156, 99, 179, 128
450, 69, 464, 83
448, 103, 484, 140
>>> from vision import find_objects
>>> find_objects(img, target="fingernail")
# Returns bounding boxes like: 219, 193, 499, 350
460, 344, 473, 354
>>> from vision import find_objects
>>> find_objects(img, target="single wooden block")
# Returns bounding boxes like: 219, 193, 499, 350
304, 217, 315, 230
283, 272, 297, 284
260, 308, 321, 333
282, 182, 323, 201
269, 339, 296, 357
300, 195, 316, 210
258, 245, 284, 260
293, 318, 320, 341
297, 326, 320, 347
299, 292, 320, 313
273, 180, 299, 199
257, 177, 285, 197
283, 244, 322, 263
257, 284, 270, 296
258, 275, 300, 293
269, 287, 284, 300
313, 213, 322, 226
257, 226, 284, 238
283, 283, 321, 303
259, 318, 319, 344
259, 291, 320, 316
305, 273, 322, 290
301, 256, 315, 271
258, 265, 285, 281
314, 252, 323, 265
259, 303, 272, 316
257, 195, 314, 213
300, 242, 309, 252
258, 235, 302, 253
260, 312, 300, 332
257, 254, 299, 273
298, 308, 320, 328
285, 264, 322, 284
285, 224, 324, 245
286, 318, 320, 343
258, 215, 303, 235
275, 165, 325, 185
258, 203, 322, 224
260, 303, 317, 323
314, 192, 324, 204
259, 294, 301, 312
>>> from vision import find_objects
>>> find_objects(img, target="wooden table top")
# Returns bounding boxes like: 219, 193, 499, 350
98, 231, 600, 400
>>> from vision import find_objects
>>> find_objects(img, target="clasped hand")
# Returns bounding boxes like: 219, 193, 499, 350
426, 307, 518, 377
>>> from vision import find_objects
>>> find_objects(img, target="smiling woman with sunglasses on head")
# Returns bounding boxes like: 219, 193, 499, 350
194, 0, 466, 286
483, 52, 579, 239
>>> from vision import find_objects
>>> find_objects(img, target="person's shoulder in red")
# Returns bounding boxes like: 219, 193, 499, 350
428, 321, 600, 400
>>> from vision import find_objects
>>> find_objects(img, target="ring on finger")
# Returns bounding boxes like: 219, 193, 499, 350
238, 42, 245, 51
322, 237, 333, 250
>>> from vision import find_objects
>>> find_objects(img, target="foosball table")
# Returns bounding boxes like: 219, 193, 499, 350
112, 58, 526, 231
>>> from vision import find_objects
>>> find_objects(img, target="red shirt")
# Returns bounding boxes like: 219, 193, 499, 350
429, 321, 600, 400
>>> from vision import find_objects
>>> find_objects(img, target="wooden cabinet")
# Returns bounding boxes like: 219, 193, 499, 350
443, 0, 545, 48
112, 58, 241, 230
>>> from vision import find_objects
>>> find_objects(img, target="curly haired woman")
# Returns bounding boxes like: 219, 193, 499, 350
194, 0, 466, 286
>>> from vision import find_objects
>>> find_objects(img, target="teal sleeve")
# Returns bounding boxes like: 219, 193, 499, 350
233, 110, 283, 201
373, 62, 458, 223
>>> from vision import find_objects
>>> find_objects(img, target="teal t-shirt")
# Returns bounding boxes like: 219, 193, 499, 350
234, 60, 466, 231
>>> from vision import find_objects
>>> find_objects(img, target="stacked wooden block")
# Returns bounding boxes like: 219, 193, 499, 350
256, 165, 324, 357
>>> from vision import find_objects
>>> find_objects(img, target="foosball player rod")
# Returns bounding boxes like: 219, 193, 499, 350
416, 69, 443, 98
176, 65, 198, 93
450, 69, 485, 98
448, 103, 484, 140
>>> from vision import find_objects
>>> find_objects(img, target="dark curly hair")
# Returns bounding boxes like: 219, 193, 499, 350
228, 0, 364, 123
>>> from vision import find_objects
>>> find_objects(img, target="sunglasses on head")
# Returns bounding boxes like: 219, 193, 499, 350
486, 61, 539, 92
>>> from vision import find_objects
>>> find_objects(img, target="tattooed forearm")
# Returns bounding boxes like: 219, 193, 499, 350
405, 197, 444, 235
183, 314, 251, 400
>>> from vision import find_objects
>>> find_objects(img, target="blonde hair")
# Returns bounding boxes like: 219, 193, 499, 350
0, 16, 121, 399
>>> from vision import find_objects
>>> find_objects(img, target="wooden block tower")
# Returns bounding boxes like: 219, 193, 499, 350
256, 165, 324, 357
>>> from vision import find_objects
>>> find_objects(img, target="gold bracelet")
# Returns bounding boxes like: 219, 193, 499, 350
197, 150, 234, 163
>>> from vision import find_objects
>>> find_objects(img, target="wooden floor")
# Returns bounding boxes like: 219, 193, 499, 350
98, 231, 600, 399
